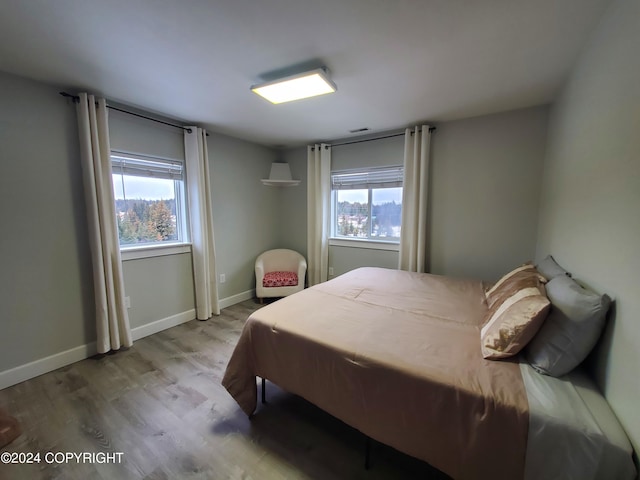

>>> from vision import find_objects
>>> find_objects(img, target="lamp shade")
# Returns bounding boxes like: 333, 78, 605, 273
261, 163, 300, 187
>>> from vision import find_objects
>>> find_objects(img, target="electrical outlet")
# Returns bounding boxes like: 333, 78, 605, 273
124, 296, 131, 309
220, 273, 226, 284
329, 267, 334, 276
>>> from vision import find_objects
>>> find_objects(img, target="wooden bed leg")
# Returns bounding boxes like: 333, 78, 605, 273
261, 377, 266, 404
364, 435, 371, 470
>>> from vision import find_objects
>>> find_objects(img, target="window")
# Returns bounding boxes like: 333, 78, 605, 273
331, 167, 403, 242
111, 152, 188, 247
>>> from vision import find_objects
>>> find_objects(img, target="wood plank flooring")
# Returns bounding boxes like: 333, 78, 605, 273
0, 300, 448, 480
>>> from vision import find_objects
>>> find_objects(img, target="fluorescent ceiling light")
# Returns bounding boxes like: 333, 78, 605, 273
251, 68, 337, 104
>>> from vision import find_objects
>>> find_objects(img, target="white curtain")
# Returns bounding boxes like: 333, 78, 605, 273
185, 127, 220, 319
76, 93, 132, 353
307, 144, 332, 286
399, 125, 432, 273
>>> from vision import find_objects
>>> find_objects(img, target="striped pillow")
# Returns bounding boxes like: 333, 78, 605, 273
481, 269, 551, 359
485, 263, 547, 310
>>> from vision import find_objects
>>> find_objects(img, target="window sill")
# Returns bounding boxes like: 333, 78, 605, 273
329, 238, 400, 252
121, 243, 192, 261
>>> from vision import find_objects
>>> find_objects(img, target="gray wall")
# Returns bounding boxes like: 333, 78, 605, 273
208, 132, 281, 299
535, 0, 639, 452
0, 71, 282, 381
429, 106, 549, 280
109, 109, 196, 328
329, 247, 399, 278
122, 253, 195, 329
110, 109, 282, 308
109, 107, 185, 160
0, 71, 94, 370
279, 147, 308, 255
331, 133, 404, 171
110, 106, 282, 311
280, 135, 407, 278
0, 70, 550, 377
280, 107, 549, 282
329, 134, 405, 276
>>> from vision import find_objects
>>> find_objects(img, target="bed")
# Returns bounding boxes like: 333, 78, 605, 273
222, 267, 636, 480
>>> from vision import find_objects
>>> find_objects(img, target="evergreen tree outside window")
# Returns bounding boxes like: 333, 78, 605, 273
331, 167, 403, 242
111, 152, 188, 246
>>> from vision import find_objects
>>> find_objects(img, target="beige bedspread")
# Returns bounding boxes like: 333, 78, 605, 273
222, 267, 528, 479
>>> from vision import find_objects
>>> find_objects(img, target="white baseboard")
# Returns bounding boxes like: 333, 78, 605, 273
219, 289, 255, 310
0, 294, 253, 391
0, 342, 97, 390
0, 308, 196, 391
131, 309, 195, 341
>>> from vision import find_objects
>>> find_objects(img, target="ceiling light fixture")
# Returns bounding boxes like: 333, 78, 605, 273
251, 67, 337, 104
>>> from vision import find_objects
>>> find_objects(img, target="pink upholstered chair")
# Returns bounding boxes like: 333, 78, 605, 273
255, 249, 307, 302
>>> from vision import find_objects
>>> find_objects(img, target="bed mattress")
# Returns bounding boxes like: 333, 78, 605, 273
223, 267, 529, 479
223, 267, 636, 479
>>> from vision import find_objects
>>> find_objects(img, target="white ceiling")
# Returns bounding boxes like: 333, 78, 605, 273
0, 0, 612, 147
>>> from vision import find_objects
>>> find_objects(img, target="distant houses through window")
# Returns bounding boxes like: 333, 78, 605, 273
331, 167, 403, 242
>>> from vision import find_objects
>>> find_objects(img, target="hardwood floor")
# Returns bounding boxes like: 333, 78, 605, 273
0, 300, 448, 479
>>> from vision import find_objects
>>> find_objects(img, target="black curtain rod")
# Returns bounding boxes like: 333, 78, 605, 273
107, 105, 193, 134
59, 92, 193, 134
314, 127, 436, 150
331, 132, 405, 148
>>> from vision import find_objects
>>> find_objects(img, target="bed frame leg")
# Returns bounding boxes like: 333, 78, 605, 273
261, 377, 266, 404
364, 435, 371, 470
